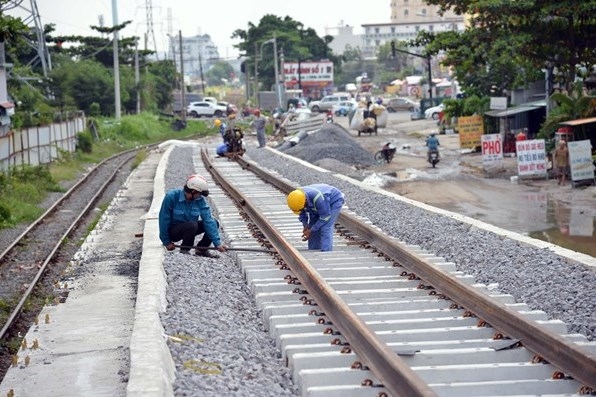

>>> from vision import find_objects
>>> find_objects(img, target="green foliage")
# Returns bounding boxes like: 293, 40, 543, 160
422, 0, 596, 94
89, 102, 101, 117
76, 131, 94, 154
539, 83, 596, 140
0, 165, 61, 227
232, 15, 339, 92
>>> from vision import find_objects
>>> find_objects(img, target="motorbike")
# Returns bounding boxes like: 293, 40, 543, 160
428, 149, 440, 168
374, 143, 396, 164
325, 110, 334, 124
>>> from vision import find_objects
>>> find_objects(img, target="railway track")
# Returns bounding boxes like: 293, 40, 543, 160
0, 149, 139, 367
201, 148, 596, 396
1, 141, 594, 396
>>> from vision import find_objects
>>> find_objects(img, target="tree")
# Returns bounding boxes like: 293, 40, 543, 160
232, 15, 339, 92
205, 61, 235, 87
539, 83, 596, 140
422, 0, 596, 93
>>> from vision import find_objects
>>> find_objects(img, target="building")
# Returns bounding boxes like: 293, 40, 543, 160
168, 34, 220, 83
361, 1, 465, 58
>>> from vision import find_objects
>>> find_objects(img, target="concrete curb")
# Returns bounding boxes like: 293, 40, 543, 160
127, 146, 175, 397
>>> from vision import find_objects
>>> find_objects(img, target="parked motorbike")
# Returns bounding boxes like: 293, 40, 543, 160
374, 143, 396, 164
428, 149, 440, 168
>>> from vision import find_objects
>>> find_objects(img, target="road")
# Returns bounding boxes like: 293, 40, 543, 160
331, 109, 596, 258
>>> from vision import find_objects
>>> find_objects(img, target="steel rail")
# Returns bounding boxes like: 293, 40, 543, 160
204, 148, 438, 397
0, 152, 136, 340
0, 148, 138, 262
235, 154, 596, 390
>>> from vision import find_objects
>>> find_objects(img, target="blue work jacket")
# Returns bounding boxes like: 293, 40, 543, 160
298, 184, 344, 233
158, 188, 221, 246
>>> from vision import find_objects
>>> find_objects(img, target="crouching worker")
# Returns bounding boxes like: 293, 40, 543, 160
159, 174, 227, 258
286, 184, 345, 251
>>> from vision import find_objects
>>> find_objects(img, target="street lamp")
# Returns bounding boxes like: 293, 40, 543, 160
261, 33, 282, 110
392, 43, 433, 102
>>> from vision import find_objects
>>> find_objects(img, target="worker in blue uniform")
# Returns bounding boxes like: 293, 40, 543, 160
286, 184, 345, 251
159, 174, 227, 257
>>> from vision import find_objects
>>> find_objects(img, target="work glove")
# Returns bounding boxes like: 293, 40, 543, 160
302, 228, 311, 241
165, 242, 176, 251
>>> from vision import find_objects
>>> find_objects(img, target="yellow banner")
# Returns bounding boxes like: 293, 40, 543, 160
458, 115, 484, 149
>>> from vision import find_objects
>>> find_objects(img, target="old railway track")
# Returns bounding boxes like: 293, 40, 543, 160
0, 148, 139, 373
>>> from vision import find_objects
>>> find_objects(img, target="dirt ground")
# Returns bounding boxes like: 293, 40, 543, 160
332, 114, 596, 245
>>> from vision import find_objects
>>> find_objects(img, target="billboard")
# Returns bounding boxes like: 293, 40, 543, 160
283, 61, 334, 99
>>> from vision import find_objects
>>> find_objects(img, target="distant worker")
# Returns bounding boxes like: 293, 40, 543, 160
553, 140, 569, 186
159, 174, 227, 257
252, 110, 267, 148
286, 184, 345, 251
425, 131, 440, 162
214, 118, 225, 139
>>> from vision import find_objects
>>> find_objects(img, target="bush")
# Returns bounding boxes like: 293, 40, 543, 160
89, 102, 101, 117
77, 131, 93, 153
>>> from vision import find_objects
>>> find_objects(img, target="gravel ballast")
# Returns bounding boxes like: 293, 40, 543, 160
159, 125, 595, 396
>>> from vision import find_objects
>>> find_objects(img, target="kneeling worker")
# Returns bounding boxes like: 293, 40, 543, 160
159, 174, 227, 257
286, 184, 345, 251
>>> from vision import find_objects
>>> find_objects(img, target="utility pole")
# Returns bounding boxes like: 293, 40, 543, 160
112, 0, 121, 119
198, 51, 205, 96
179, 30, 185, 121
392, 42, 433, 103
134, 39, 140, 114
254, 43, 259, 109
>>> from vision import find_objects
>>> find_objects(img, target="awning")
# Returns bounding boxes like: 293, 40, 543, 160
559, 117, 596, 127
485, 106, 540, 117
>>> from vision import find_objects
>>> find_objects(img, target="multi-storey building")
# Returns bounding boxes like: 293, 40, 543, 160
168, 34, 219, 82
361, 0, 465, 58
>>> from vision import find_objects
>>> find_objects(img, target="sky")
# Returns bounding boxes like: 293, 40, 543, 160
6, 0, 390, 59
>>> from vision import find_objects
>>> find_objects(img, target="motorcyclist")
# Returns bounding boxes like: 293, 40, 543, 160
426, 131, 440, 162
382, 142, 396, 163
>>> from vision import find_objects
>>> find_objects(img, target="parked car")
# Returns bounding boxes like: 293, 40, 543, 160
217, 101, 238, 115
332, 100, 357, 116
187, 101, 227, 118
385, 97, 420, 112
308, 93, 351, 113
425, 103, 445, 120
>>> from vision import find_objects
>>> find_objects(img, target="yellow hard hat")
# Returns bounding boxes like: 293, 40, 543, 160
214, 119, 221, 127
287, 189, 306, 214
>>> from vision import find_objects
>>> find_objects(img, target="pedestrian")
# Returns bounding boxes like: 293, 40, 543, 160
253, 110, 267, 148
553, 139, 569, 185
159, 174, 227, 257
286, 184, 345, 251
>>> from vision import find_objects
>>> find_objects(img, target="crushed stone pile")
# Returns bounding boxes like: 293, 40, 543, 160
278, 124, 375, 168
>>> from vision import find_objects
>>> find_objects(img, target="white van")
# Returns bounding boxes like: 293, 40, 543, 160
308, 93, 352, 113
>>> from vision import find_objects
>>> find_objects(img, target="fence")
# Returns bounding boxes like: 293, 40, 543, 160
0, 115, 86, 172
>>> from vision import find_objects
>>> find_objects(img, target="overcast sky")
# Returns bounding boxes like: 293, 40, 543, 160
7, 0, 391, 59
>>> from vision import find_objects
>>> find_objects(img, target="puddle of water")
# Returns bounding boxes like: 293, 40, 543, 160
528, 198, 596, 257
